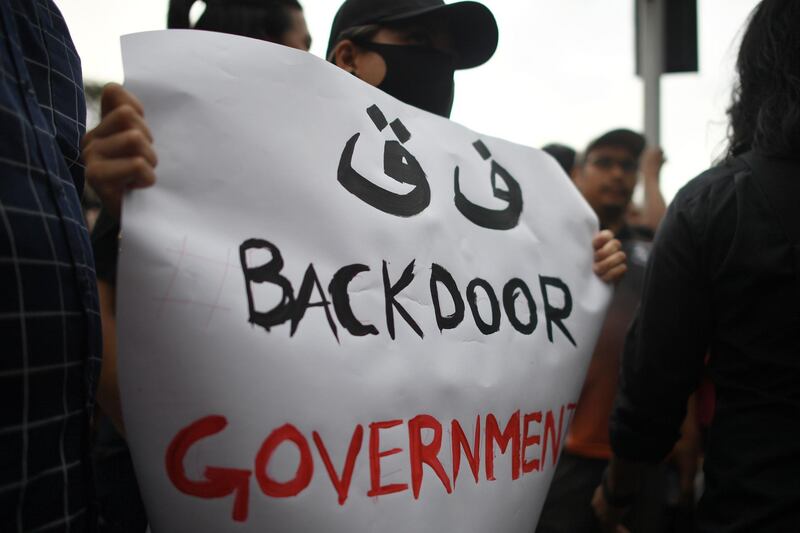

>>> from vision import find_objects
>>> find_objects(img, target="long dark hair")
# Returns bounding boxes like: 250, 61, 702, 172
168, 0, 302, 43
727, 0, 800, 157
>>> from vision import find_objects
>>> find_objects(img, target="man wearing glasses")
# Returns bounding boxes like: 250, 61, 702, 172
536, 130, 695, 532
573, 129, 649, 236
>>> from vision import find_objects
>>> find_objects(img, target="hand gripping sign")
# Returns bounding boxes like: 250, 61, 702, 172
117, 30, 611, 533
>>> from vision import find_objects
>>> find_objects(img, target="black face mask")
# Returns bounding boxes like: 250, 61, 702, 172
355, 40, 456, 118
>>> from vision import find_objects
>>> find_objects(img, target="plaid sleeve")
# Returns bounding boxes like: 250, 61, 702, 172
0, 1, 101, 531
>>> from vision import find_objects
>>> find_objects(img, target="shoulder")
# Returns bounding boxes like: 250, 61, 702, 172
655, 159, 745, 275
666, 159, 744, 238
671, 158, 744, 215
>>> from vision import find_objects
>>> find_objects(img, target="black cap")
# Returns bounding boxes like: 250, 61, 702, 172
583, 129, 646, 160
326, 0, 498, 70
542, 144, 577, 174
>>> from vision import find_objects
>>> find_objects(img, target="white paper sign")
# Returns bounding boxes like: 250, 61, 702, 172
117, 30, 611, 533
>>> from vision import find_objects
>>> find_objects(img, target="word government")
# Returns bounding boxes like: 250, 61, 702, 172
239, 238, 577, 346
165, 403, 577, 523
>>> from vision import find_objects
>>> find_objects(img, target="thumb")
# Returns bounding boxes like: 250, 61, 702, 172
100, 82, 145, 119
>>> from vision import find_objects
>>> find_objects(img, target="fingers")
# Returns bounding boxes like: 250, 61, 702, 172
87, 157, 156, 191
87, 157, 157, 219
644, 146, 665, 160
593, 229, 615, 252
83, 129, 157, 168
595, 253, 627, 283
594, 235, 622, 262
592, 231, 627, 283
81, 83, 156, 220
82, 104, 153, 147
101, 82, 145, 118
642, 147, 667, 177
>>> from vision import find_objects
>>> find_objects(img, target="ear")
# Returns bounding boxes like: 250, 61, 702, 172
333, 39, 359, 74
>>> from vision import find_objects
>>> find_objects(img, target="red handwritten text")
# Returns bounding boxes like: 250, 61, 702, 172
164, 404, 576, 522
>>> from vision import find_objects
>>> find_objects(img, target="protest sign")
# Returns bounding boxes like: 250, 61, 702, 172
117, 30, 612, 533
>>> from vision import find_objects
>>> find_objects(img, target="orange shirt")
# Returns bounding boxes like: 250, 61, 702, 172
565, 232, 651, 459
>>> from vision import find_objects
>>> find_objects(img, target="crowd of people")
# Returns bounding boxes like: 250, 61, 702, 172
1, 0, 798, 531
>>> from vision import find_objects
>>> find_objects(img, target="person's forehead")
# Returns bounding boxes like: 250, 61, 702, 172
386, 15, 451, 38
375, 18, 454, 50
586, 144, 637, 160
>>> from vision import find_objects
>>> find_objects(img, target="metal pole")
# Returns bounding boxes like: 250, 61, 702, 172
639, 0, 664, 146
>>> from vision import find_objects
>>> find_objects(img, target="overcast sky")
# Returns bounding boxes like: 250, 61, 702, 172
55, 0, 760, 202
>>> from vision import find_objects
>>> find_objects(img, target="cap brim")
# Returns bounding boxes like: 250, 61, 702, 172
380, 2, 498, 70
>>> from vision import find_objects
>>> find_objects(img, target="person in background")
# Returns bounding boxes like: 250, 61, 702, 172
543, 141, 668, 232
542, 143, 578, 176
536, 129, 699, 533
593, 0, 800, 531
0, 0, 155, 529
168, 0, 311, 51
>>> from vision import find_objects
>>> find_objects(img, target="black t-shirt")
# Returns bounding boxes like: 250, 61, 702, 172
91, 209, 120, 286
90, 210, 147, 531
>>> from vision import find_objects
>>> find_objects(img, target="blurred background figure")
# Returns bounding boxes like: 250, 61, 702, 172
89, 2, 310, 531
543, 140, 667, 232
536, 129, 699, 533
168, 0, 311, 51
572, 129, 649, 235
542, 143, 578, 176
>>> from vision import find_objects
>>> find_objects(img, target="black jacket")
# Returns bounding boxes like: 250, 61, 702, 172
610, 153, 800, 532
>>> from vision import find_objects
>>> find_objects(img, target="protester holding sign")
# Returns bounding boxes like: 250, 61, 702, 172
84, 2, 628, 531
114, 24, 633, 530
91, 0, 627, 434
593, 1, 800, 531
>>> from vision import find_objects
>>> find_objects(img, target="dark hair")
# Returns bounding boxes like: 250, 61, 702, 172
168, 0, 302, 44
541, 144, 577, 175
727, 0, 800, 157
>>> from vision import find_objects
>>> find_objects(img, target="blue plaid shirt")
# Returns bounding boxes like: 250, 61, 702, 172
0, 0, 101, 530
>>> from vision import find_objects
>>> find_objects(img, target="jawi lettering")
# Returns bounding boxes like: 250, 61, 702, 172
337, 105, 430, 217
338, 106, 523, 230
